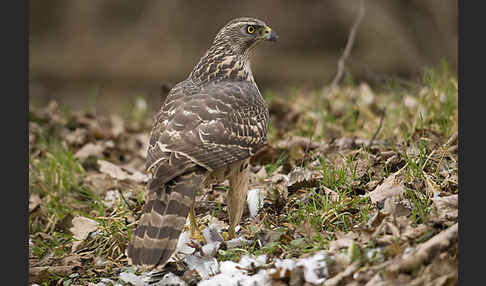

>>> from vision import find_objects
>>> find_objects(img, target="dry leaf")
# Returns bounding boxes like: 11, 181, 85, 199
64, 128, 88, 145
287, 167, 322, 191
367, 210, 387, 228
402, 223, 429, 241
255, 166, 268, 180
288, 167, 312, 186
103, 190, 121, 208
74, 142, 105, 159
367, 172, 405, 204
329, 232, 357, 252
30, 266, 78, 284
383, 196, 410, 217
98, 159, 149, 183
98, 160, 128, 180
255, 229, 283, 247
431, 195, 458, 223
29, 194, 41, 212
69, 216, 99, 251
322, 186, 339, 203
84, 173, 115, 192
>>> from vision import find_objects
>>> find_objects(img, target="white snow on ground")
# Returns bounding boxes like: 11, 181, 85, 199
112, 214, 332, 285
247, 188, 265, 218
115, 249, 331, 286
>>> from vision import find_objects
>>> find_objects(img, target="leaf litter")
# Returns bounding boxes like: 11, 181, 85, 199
29, 72, 458, 285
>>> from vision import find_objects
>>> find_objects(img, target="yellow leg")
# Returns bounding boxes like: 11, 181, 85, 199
189, 205, 204, 242
227, 160, 250, 239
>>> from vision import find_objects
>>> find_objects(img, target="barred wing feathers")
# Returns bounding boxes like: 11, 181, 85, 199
147, 80, 269, 173
127, 80, 268, 269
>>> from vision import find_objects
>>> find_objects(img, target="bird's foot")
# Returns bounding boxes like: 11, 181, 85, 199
189, 224, 205, 243
222, 225, 236, 241
189, 207, 205, 243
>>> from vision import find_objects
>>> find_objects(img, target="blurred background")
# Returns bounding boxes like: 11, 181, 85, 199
29, 0, 457, 113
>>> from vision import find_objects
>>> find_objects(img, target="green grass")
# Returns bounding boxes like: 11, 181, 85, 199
286, 186, 372, 234
216, 63, 457, 262
251, 64, 457, 259
29, 63, 458, 284
265, 151, 288, 176
30, 138, 87, 233
29, 120, 134, 284
406, 187, 432, 225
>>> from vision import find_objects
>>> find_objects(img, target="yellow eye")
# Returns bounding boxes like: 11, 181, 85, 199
247, 25, 255, 34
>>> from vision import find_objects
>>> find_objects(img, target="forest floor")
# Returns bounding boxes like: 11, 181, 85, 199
29, 65, 458, 286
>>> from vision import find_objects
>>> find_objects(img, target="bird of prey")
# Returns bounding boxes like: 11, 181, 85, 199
126, 17, 278, 270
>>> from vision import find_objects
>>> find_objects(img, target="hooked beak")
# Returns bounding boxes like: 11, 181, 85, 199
264, 26, 278, 42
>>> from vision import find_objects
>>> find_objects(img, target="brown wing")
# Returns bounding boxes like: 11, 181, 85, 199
147, 80, 269, 173
127, 80, 268, 269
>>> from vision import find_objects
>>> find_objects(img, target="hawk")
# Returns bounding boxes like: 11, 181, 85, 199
127, 17, 278, 270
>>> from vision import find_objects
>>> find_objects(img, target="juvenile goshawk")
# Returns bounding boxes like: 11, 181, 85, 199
127, 17, 278, 270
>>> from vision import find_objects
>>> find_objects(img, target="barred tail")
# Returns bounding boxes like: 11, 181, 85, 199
127, 169, 206, 269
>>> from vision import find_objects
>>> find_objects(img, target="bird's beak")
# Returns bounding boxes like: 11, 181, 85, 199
264, 26, 278, 42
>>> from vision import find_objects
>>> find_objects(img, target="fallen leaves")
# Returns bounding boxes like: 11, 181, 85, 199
74, 142, 106, 160
29, 194, 42, 212
430, 195, 458, 225
30, 265, 79, 285
84, 172, 115, 192
367, 172, 405, 205
29, 85, 458, 286
69, 216, 100, 251
98, 159, 149, 183
387, 223, 458, 275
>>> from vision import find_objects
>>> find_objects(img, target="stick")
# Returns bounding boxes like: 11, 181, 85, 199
328, 0, 366, 90
367, 107, 386, 149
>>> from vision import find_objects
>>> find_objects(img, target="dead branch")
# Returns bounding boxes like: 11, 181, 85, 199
324, 261, 360, 286
327, 0, 366, 92
386, 222, 458, 274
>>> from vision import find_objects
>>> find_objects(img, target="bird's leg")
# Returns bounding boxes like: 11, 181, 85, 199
227, 160, 250, 239
189, 203, 204, 242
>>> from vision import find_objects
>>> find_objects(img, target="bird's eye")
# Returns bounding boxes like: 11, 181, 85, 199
247, 25, 255, 34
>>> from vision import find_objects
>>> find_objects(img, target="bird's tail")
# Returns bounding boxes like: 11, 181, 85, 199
126, 169, 206, 269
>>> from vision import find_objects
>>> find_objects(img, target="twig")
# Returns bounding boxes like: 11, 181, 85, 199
367, 107, 386, 148
301, 133, 314, 168
324, 261, 361, 286
329, 0, 366, 90
117, 189, 137, 216
387, 222, 458, 274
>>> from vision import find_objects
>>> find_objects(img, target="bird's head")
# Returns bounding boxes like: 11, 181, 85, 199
213, 17, 278, 56
190, 17, 277, 83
